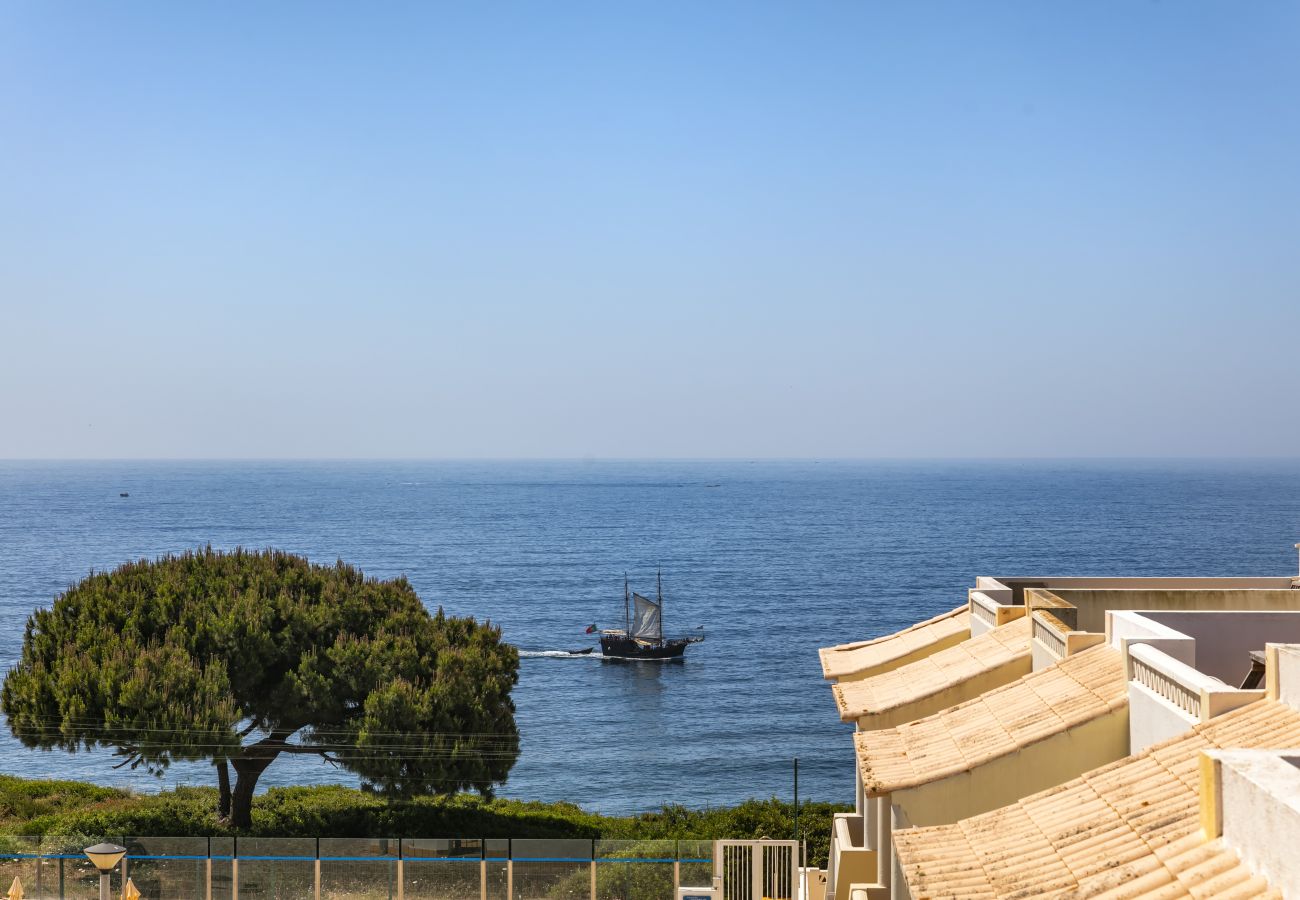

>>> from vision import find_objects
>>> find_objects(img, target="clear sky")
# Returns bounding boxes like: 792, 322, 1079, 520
2, 2, 1297, 458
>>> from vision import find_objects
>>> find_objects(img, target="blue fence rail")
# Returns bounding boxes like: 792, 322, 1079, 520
0, 837, 716, 900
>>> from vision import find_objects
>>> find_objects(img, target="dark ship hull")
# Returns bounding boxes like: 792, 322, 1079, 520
599, 572, 702, 660
599, 633, 693, 660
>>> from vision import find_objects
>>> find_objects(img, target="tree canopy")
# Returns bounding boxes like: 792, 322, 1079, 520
1, 547, 520, 827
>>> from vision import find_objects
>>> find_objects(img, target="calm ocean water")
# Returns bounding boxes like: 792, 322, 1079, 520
1, 459, 1299, 815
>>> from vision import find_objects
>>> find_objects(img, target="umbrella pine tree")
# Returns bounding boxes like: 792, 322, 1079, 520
1, 548, 520, 828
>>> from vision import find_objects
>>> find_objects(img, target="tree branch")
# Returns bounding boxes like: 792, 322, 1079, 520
272, 744, 335, 756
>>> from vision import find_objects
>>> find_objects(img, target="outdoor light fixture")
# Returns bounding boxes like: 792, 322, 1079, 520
82, 843, 126, 900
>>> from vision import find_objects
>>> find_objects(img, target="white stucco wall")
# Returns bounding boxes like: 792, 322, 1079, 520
1128, 681, 1198, 753
1275, 645, 1300, 709
967, 590, 1005, 638
1107, 610, 1196, 666
1144, 612, 1300, 685
1030, 640, 1057, 672
1213, 749, 1300, 900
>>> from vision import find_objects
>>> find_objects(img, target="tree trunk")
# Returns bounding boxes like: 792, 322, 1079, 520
216, 758, 231, 819
229, 745, 282, 829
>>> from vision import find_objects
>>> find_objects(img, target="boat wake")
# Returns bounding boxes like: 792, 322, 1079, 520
517, 649, 600, 659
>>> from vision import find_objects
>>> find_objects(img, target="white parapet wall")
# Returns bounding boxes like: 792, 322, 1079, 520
1030, 610, 1106, 671
828, 813, 879, 900
967, 579, 1022, 637
1125, 641, 1264, 753
968, 590, 1001, 636
1203, 748, 1300, 900
1120, 610, 1300, 685
1107, 610, 1197, 667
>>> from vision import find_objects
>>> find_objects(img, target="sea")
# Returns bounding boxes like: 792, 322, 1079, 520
1, 459, 1299, 815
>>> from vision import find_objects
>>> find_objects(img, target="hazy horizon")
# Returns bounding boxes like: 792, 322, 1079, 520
6, 455, 1300, 463
4, 2, 1297, 459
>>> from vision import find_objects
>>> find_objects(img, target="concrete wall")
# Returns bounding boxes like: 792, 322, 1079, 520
968, 592, 996, 638
1142, 611, 1300, 685
1268, 644, 1300, 709
886, 705, 1131, 828
1204, 749, 1300, 899
993, 577, 1294, 605
830, 814, 879, 900
1051, 589, 1300, 635
1030, 637, 1058, 673
1107, 611, 1196, 666
1128, 680, 1199, 753
968, 589, 1024, 638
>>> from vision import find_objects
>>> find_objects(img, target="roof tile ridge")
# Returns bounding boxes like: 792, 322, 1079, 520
824, 604, 968, 653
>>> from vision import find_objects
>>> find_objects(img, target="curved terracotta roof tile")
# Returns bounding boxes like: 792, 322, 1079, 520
894, 699, 1299, 898
855, 645, 1127, 795
832, 617, 1032, 722
819, 605, 970, 681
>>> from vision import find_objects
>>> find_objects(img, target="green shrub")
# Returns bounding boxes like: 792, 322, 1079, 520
0, 777, 846, 868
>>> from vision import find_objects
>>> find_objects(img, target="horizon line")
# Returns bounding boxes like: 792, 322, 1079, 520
4, 455, 1300, 464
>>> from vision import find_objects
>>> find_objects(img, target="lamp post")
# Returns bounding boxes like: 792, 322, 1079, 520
83, 843, 125, 900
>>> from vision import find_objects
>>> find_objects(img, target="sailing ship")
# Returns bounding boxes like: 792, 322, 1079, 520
598, 572, 703, 660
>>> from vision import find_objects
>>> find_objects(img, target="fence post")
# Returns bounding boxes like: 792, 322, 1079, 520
589, 839, 596, 900
673, 840, 680, 897
506, 840, 512, 900
314, 837, 321, 900
231, 835, 239, 900
205, 836, 212, 900
479, 845, 486, 900
396, 839, 404, 900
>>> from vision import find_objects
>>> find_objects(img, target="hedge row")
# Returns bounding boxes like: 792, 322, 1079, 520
0, 777, 846, 868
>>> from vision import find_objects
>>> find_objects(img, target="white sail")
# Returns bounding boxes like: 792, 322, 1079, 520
631, 592, 662, 639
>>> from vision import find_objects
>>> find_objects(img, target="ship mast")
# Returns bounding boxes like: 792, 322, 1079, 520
657, 568, 664, 642
624, 573, 630, 635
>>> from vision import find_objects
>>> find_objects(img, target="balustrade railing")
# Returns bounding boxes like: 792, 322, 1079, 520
969, 597, 998, 627
1127, 644, 1206, 720
1031, 615, 1067, 660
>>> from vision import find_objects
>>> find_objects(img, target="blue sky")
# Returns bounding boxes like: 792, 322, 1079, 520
2, 2, 1297, 458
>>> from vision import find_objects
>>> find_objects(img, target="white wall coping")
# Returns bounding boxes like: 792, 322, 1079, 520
1128, 642, 1226, 693
973, 577, 1013, 604
991, 577, 1297, 589
1206, 748, 1300, 898
1108, 609, 1192, 645
969, 591, 1003, 622
1127, 641, 1264, 724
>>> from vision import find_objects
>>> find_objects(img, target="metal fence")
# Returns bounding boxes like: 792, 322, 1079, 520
0, 837, 718, 900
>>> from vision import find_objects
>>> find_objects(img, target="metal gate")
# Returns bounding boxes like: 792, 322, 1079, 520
714, 841, 799, 900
